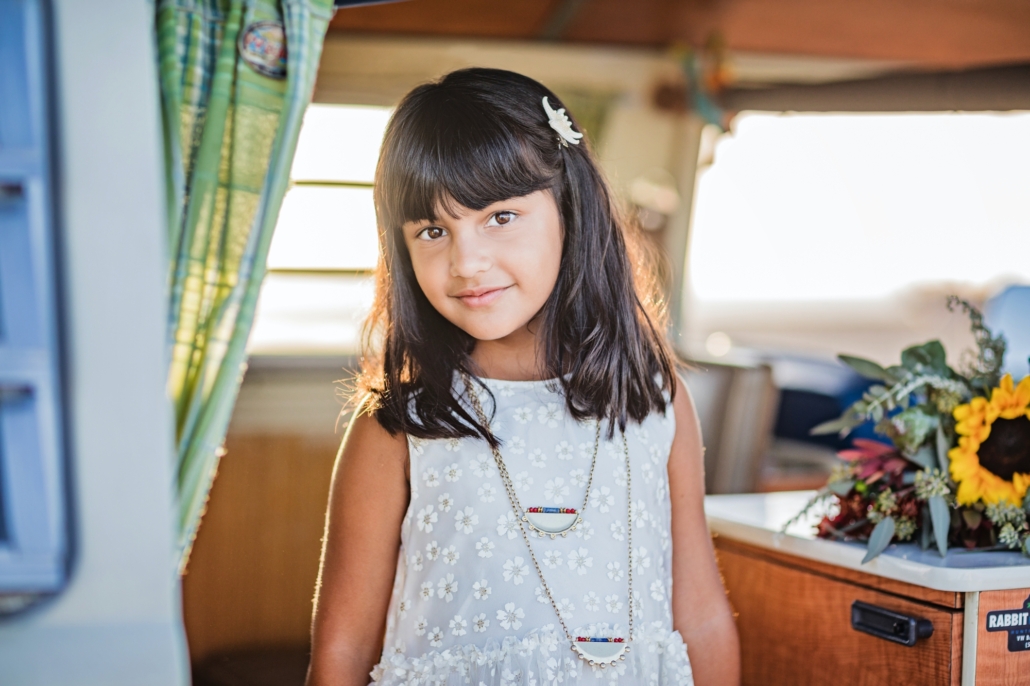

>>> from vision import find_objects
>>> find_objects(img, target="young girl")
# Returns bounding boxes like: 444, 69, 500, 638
307, 68, 740, 686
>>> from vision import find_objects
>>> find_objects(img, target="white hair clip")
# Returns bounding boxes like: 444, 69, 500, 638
542, 96, 583, 147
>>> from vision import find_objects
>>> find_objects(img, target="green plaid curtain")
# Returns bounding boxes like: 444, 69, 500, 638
157, 0, 333, 570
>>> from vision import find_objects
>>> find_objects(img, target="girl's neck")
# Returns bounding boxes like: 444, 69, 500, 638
470, 326, 548, 382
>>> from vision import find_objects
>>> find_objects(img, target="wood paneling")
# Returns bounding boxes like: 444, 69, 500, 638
715, 537, 963, 610
330, 0, 560, 40
182, 434, 340, 662
974, 587, 1030, 685
328, 0, 1030, 69
716, 543, 962, 685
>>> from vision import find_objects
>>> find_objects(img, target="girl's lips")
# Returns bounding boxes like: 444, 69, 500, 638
454, 286, 510, 307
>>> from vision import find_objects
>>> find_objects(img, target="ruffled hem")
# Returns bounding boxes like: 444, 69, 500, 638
370, 626, 693, 686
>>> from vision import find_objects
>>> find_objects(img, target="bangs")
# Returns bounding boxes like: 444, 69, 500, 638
376, 82, 560, 229
362, 67, 676, 446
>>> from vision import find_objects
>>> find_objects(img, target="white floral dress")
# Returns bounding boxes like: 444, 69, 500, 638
370, 377, 694, 685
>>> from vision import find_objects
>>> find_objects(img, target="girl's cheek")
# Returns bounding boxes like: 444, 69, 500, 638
413, 256, 451, 305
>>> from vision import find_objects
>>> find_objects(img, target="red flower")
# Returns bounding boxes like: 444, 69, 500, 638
838, 439, 907, 485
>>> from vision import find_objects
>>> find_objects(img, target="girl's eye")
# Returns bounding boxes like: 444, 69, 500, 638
487, 211, 516, 227
417, 226, 446, 241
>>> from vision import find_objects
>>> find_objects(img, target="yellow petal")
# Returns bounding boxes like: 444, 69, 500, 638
1015, 376, 1030, 407
1000, 374, 1014, 394
955, 478, 981, 506
1000, 406, 1027, 420
1014, 472, 1030, 504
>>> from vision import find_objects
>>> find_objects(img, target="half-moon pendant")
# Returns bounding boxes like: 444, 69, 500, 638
571, 638, 629, 667
523, 507, 579, 538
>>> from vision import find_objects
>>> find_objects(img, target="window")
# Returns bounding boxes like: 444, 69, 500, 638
690, 112, 1030, 303
248, 104, 392, 355
686, 112, 1030, 360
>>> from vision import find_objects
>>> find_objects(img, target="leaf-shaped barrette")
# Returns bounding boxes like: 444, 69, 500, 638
542, 96, 583, 147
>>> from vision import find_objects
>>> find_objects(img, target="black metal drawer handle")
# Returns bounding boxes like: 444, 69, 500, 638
851, 600, 934, 647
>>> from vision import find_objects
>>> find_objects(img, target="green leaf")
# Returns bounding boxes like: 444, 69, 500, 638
901, 340, 948, 374
920, 505, 932, 551
828, 479, 855, 496
862, 516, 896, 564
839, 354, 895, 382
936, 425, 951, 475
906, 444, 936, 469
810, 416, 860, 436
929, 495, 950, 558
886, 365, 907, 380
962, 509, 982, 530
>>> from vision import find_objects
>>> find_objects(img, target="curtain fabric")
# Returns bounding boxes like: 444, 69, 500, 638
157, 0, 333, 570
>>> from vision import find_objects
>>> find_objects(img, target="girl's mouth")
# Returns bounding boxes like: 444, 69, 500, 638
453, 286, 510, 307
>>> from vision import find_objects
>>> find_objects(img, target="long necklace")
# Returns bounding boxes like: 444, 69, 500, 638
463, 376, 634, 670
461, 374, 601, 539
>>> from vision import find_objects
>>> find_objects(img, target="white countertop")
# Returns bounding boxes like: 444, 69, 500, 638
705, 491, 1030, 593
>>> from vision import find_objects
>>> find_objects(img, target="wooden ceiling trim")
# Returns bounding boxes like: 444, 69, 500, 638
705, 0, 1030, 67
329, 0, 563, 39
723, 63, 1030, 112
328, 0, 1030, 68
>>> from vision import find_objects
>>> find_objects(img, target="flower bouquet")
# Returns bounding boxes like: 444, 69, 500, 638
787, 297, 1030, 563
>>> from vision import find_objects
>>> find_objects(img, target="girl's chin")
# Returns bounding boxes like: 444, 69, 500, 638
456, 318, 535, 343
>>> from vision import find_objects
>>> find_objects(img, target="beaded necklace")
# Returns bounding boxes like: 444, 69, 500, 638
463, 375, 634, 669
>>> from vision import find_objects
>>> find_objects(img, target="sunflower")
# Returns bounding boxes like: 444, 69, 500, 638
949, 374, 1030, 506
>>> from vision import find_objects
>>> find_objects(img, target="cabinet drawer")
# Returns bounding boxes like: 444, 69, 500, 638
716, 541, 962, 686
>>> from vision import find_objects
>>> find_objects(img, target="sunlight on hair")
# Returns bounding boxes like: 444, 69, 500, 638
689, 112, 1030, 303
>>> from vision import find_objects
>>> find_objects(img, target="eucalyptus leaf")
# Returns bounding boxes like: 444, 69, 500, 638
920, 505, 932, 551
902, 471, 916, 485
828, 479, 855, 496
886, 365, 907, 380
906, 444, 936, 469
862, 516, 896, 564
936, 425, 951, 475
839, 354, 894, 382
929, 495, 951, 558
810, 416, 860, 436
901, 340, 948, 374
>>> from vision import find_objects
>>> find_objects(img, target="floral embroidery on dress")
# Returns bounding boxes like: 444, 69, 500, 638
374, 376, 690, 685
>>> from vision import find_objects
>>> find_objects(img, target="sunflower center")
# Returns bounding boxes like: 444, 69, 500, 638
978, 416, 1030, 480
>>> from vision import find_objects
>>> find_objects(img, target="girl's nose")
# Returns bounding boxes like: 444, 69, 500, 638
449, 232, 492, 278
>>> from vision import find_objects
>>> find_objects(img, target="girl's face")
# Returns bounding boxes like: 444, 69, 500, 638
401, 190, 563, 344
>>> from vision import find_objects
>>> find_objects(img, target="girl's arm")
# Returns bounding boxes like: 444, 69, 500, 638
668, 374, 741, 685
307, 408, 410, 686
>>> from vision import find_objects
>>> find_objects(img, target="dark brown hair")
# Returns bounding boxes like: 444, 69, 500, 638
359, 68, 675, 445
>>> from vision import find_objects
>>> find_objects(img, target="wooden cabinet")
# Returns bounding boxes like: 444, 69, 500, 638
716, 537, 963, 685
706, 493, 1030, 686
